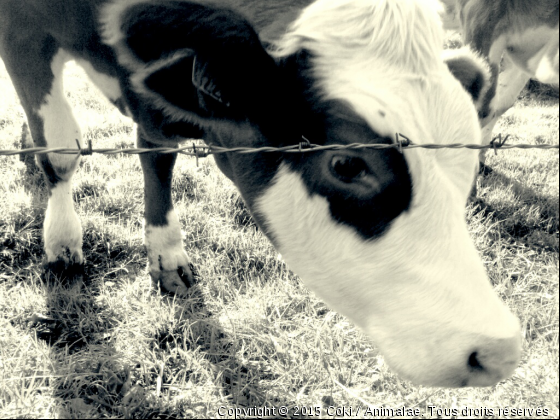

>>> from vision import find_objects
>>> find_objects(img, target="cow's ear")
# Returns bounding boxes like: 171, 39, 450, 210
101, 0, 282, 125
126, 49, 243, 122
443, 47, 490, 109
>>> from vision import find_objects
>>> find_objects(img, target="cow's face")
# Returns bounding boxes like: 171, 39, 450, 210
249, 49, 520, 387
103, 0, 521, 387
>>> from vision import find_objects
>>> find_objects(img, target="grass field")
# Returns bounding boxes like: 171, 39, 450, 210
0, 56, 558, 419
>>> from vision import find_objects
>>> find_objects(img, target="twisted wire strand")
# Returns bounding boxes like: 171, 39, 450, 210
1, 141, 558, 158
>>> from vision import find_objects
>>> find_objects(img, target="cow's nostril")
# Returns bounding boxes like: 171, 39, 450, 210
468, 351, 484, 371
464, 335, 521, 386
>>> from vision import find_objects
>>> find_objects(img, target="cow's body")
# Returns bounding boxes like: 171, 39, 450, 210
0, 0, 521, 387
440, 0, 559, 165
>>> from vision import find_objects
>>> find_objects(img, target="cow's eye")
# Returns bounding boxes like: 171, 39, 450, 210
330, 155, 368, 183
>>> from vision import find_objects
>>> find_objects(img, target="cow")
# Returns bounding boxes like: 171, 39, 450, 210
0, 0, 521, 387
439, 0, 559, 168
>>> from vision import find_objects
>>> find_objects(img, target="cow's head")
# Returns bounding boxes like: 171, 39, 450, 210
102, 0, 521, 387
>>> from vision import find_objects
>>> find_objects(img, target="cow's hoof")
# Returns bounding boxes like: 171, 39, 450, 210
43, 258, 85, 282
153, 263, 198, 296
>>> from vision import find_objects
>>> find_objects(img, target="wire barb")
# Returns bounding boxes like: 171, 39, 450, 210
395, 133, 413, 153
75, 139, 93, 156
490, 134, 510, 155
192, 142, 200, 167
299, 136, 312, 152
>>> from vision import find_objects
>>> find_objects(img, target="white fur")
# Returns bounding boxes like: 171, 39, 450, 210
508, 25, 559, 85
312, 42, 483, 202
37, 49, 84, 264
438, 0, 461, 31
478, 27, 559, 160
144, 210, 191, 275
291, 0, 485, 198
256, 164, 520, 386
258, 0, 521, 386
274, 0, 444, 76
273, 0, 460, 143
38, 50, 83, 170
74, 58, 122, 102
44, 182, 83, 264
444, 0, 559, 162
477, 25, 558, 154
478, 56, 531, 161
100, 0, 155, 70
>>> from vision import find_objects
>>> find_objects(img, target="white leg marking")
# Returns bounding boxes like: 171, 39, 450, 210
145, 210, 191, 275
38, 50, 84, 264
44, 182, 83, 264
38, 50, 83, 168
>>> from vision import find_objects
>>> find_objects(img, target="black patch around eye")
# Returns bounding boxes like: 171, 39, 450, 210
327, 150, 412, 239
288, 96, 413, 240
330, 156, 368, 182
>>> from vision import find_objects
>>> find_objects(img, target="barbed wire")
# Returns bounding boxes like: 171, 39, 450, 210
0, 133, 558, 159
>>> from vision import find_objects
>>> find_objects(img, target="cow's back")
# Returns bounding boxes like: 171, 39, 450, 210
0, 0, 314, 53
0, 0, 101, 47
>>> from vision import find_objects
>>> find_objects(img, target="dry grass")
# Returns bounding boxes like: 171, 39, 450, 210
0, 57, 558, 419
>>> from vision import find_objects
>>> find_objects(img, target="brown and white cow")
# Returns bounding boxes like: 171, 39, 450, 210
440, 0, 559, 166
0, 0, 521, 387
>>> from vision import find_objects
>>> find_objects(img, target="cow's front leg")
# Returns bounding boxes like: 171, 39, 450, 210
137, 135, 194, 295
3, 46, 84, 277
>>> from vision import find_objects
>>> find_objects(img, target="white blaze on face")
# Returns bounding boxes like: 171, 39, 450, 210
256, 161, 520, 386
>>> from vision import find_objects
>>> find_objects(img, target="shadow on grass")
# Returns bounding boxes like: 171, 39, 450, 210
10, 128, 275, 415
149, 300, 269, 417
473, 168, 559, 252
22, 240, 263, 417
26, 248, 138, 417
